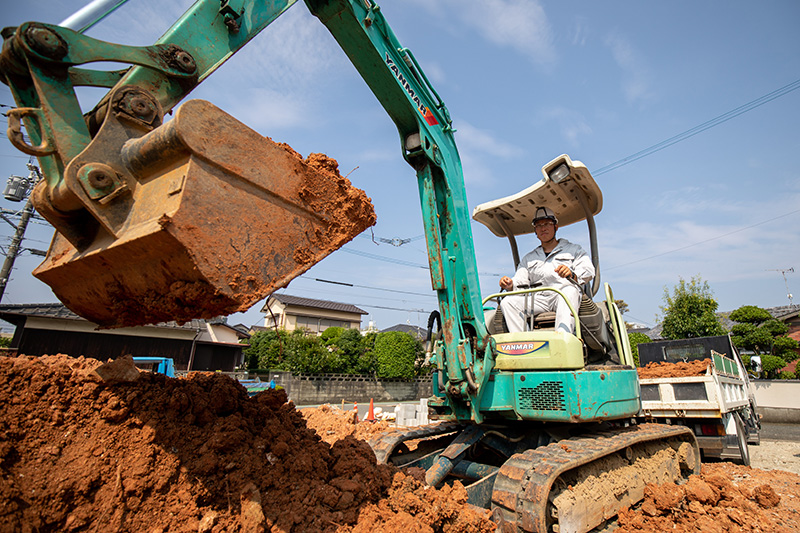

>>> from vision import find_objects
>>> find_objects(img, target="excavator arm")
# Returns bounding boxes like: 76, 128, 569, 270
1, 0, 491, 421
306, 0, 492, 422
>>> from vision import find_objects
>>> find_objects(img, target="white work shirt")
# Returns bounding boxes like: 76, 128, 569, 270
511, 238, 595, 291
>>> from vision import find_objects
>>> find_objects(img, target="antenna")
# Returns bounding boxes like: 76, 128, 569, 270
767, 267, 795, 307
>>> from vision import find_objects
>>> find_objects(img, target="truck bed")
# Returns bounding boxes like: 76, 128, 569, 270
639, 353, 750, 418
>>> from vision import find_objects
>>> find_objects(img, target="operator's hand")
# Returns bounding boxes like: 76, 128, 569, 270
554, 265, 573, 279
499, 276, 513, 291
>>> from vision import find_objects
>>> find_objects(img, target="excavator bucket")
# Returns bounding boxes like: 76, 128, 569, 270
32, 100, 375, 328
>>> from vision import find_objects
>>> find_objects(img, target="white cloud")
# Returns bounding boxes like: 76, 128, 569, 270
455, 122, 524, 159
406, 0, 556, 67
213, 87, 311, 131
570, 17, 590, 47
604, 33, 654, 106
539, 107, 593, 145
602, 197, 800, 288
453, 121, 525, 186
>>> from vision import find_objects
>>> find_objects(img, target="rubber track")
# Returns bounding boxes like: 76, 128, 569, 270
491, 423, 698, 533
368, 421, 463, 464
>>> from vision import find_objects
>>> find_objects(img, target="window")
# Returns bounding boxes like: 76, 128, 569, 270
294, 315, 354, 334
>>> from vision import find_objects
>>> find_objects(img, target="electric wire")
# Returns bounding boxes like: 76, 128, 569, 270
595, 78, 800, 176
606, 207, 800, 271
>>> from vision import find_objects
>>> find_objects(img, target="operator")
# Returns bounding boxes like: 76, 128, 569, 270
498, 207, 595, 334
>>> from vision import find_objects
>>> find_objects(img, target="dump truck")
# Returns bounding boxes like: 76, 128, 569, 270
637, 335, 760, 465
1, 2, 701, 531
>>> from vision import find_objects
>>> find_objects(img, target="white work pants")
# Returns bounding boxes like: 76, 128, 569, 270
499, 285, 581, 334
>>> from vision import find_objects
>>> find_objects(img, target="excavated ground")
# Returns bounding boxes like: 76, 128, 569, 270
1, 354, 799, 532
0, 355, 492, 533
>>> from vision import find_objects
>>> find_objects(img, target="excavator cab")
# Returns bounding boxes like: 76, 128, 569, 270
473, 154, 628, 367
440, 154, 640, 426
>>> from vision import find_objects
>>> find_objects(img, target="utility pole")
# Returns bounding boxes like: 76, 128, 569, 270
767, 267, 795, 308
0, 163, 46, 302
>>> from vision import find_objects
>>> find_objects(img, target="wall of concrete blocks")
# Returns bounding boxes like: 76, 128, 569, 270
254, 371, 434, 405
252, 371, 800, 424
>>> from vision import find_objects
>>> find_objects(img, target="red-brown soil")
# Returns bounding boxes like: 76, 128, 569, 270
33, 125, 376, 329
0, 355, 492, 533
3, 354, 799, 533
637, 358, 712, 379
616, 462, 800, 532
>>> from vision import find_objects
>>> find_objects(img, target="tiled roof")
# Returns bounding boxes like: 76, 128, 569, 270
381, 324, 427, 338
266, 293, 367, 315
0, 303, 218, 330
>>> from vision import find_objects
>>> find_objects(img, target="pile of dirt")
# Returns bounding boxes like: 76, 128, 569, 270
299, 404, 394, 446
637, 358, 711, 379
0, 355, 493, 533
616, 462, 800, 532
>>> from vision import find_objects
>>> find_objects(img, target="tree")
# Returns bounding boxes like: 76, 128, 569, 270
628, 332, 651, 367
373, 331, 423, 379
334, 328, 367, 373
660, 276, 726, 339
242, 329, 287, 371
614, 300, 629, 315
729, 304, 799, 378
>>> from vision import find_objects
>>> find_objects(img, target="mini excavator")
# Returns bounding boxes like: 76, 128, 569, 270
1, 1, 700, 531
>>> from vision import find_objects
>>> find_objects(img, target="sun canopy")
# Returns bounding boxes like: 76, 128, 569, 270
472, 154, 603, 238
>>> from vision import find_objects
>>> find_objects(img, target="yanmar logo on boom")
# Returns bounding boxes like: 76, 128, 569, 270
385, 53, 439, 126
497, 341, 548, 356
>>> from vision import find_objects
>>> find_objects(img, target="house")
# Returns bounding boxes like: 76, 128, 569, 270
262, 294, 367, 334
381, 324, 427, 339
773, 306, 800, 373
0, 303, 248, 372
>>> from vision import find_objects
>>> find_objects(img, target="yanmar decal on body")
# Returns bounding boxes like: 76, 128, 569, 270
385, 53, 439, 126
497, 341, 548, 356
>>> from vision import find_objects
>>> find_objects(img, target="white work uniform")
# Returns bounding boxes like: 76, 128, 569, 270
500, 238, 595, 334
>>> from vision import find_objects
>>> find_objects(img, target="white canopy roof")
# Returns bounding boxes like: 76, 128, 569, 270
472, 154, 603, 237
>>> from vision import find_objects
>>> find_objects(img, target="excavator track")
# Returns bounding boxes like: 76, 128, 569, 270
491, 423, 699, 533
369, 421, 463, 464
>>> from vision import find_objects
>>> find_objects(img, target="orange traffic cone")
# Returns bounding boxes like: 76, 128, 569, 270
366, 398, 376, 422
353, 402, 358, 423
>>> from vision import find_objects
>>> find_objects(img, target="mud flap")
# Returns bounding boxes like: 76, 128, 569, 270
33, 99, 375, 327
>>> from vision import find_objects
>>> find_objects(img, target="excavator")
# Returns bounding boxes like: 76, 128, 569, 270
1, 1, 700, 531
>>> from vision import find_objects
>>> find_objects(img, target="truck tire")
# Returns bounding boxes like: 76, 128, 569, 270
734, 414, 751, 466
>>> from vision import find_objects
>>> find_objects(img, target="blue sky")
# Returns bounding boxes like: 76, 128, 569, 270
1, 0, 799, 332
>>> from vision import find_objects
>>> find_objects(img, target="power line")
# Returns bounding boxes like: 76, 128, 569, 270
606, 207, 800, 271
341, 246, 503, 277
595, 78, 800, 176
310, 277, 434, 298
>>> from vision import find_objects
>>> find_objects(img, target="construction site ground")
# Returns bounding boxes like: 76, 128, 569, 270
1, 354, 799, 532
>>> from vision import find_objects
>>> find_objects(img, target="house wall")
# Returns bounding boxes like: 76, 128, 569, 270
274, 305, 362, 334
15, 327, 242, 372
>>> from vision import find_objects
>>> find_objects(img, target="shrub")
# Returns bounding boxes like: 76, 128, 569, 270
373, 331, 421, 380
628, 332, 651, 368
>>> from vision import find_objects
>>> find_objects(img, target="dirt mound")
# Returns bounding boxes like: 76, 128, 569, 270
0, 355, 493, 532
616, 462, 800, 532
300, 404, 394, 445
637, 358, 711, 379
